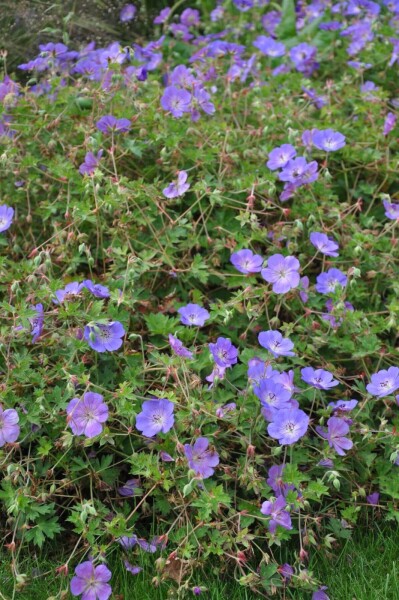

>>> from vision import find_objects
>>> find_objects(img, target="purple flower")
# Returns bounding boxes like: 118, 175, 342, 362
389, 37, 399, 66
180, 8, 200, 27
169, 334, 193, 359
227, 54, 257, 84
258, 330, 295, 358
120, 4, 136, 22
349, 60, 372, 70
170, 65, 195, 88
70, 561, 112, 600
321, 299, 354, 329
118, 534, 138, 550
261, 496, 292, 533
216, 402, 236, 418
233, 0, 254, 11
262, 11, 282, 35
211, 6, 224, 21
342, 21, 374, 56
366, 492, 380, 505
279, 563, 294, 581
161, 86, 191, 118
192, 87, 215, 117
184, 437, 219, 478
302, 87, 327, 109
328, 399, 358, 414
178, 303, 209, 326
209, 337, 238, 368
83, 280, 110, 299
154, 7, 171, 24
230, 249, 263, 274
270, 60, 287, 74
299, 276, 309, 303
279, 157, 319, 185
84, 321, 125, 353
123, 560, 142, 575
290, 43, 318, 75
310, 232, 339, 257
73, 59, 102, 81
118, 479, 140, 497
268, 408, 309, 445
247, 356, 279, 383
0, 204, 14, 232
366, 367, 399, 397
170, 23, 192, 42
0, 115, 16, 139
0, 406, 20, 447
30, 303, 44, 343
312, 587, 330, 600
67, 392, 108, 438
318, 417, 353, 456
248, 359, 278, 387
79, 150, 103, 176
253, 36, 285, 57
274, 370, 299, 395
96, 115, 131, 134
267, 464, 294, 498
0, 76, 19, 101
54, 281, 84, 304
135, 399, 174, 437
361, 81, 378, 97
140, 536, 163, 552
318, 458, 334, 468
315, 268, 347, 294
255, 380, 293, 408
266, 144, 296, 171
18, 56, 49, 73
383, 199, 399, 220
160, 451, 174, 462
302, 129, 315, 150
261, 254, 300, 294
283, 171, 319, 200
38, 42, 72, 58
163, 171, 190, 199
206, 364, 227, 388
256, 380, 293, 421
383, 112, 397, 136
312, 129, 346, 152
301, 367, 339, 390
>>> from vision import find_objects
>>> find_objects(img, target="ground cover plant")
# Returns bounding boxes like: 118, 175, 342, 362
1, 524, 399, 599
1, 0, 399, 598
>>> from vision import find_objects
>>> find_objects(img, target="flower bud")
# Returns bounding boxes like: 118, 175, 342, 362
299, 548, 309, 562
247, 444, 256, 458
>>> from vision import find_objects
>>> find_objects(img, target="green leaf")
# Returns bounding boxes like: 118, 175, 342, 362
261, 563, 278, 580
190, 254, 209, 284
25, 516, 62, 548
306, 479, 330, 500
276, 0, 297, 39
144, 313, 180, 335
183, 479, 196, 498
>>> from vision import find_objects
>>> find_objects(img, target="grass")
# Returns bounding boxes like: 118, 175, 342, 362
0, 525, 398, 599
309, 524, 399, 600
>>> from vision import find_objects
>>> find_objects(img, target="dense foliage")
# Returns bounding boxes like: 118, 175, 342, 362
1, 1, 399, 598
0, 0, 171, 73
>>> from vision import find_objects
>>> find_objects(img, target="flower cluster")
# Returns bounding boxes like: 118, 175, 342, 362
2, 1, 399, 599
161, 65, 215, 121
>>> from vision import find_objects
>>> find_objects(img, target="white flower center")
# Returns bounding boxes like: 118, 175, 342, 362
285, 422, 296, 434
152, 413, 165, 425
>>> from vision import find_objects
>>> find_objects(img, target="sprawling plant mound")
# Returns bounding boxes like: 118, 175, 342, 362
1, 1, 399, 598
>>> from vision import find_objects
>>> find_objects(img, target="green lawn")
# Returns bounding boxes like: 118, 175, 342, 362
1, 526, 398, 599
